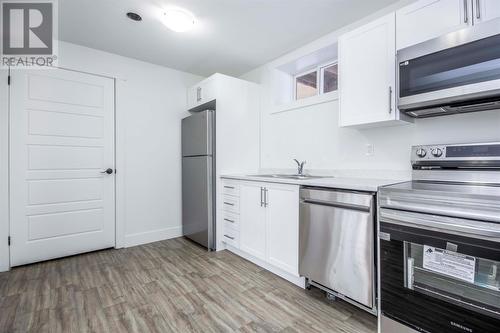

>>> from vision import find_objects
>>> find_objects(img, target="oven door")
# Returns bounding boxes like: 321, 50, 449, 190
379, 208, 500, 333
397, 19, 500, 115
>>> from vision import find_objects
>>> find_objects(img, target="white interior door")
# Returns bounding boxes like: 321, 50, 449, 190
9, 68, 115, 266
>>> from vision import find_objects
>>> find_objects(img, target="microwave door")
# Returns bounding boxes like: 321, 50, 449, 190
397, 20, 500, 113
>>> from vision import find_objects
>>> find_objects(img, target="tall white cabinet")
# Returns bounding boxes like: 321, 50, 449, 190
187, 74, 261, 251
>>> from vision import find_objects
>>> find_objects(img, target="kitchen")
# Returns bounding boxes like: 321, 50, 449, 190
1, 0, 500, 332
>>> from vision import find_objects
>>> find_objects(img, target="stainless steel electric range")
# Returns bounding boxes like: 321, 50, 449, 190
378, 142, 500, 333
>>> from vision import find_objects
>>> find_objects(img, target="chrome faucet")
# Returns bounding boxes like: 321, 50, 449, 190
293, 159, 306, 176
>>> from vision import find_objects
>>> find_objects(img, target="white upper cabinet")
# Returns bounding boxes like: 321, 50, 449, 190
339, 13, 404, 128
187, 76, 216, 110
397, 0, 500, 50
396, 0, 469, 50
473, 0, 500, 24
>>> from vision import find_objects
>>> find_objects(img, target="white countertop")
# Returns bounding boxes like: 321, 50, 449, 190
221, 174, 409, 192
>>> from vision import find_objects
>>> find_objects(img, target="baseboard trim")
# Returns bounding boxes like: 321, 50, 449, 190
124, 226, 182, 248
0, 261, 9, 273
226, 245, 305, 288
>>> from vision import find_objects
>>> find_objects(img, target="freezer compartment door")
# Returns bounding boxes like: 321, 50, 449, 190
182, 156, 214, 249
299, 201, 374, 308
182, 110, 213, 157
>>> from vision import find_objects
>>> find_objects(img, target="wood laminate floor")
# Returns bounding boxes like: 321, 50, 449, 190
0, 237, 376, 333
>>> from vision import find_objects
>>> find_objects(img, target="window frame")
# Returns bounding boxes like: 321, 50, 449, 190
320, 61, 338, 95
293, 60, 338, 101
293, 68, 319, 101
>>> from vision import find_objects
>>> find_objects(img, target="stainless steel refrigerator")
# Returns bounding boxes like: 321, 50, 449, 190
181, 110, 216, 250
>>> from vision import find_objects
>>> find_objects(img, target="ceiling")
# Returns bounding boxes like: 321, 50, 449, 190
59, 0, 400, 77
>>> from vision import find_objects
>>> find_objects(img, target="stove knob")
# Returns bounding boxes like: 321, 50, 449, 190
431, 148, 443, 157
416, 148, 427, 158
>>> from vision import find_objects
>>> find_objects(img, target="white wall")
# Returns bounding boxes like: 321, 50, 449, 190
0, 42, 203, 270
241, 2, 500, 177
57, 42, 203, 247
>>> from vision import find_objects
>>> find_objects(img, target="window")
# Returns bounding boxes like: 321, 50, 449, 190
294, 61, 338, 100
295, 70, 318, 100
321, 63, 338, 94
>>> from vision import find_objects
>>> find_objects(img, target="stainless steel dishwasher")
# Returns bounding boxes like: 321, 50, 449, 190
299, 187, 376, 314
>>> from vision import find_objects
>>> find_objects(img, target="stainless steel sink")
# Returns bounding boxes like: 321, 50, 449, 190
247, 174, 331, 180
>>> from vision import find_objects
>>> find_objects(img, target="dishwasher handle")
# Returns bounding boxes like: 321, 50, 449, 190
301, 199, 371, 213
300, 187, 374, 212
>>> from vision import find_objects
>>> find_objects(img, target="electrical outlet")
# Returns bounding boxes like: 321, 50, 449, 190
366, 144, 374, 156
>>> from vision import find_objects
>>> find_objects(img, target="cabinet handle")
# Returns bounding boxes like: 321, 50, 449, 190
388, 86, 393, 114
224, 218, 235, 223
464, 0, 469, 23
476, 0, 481, 19
224, 186, 235, 189
264, 188, 268, 208
260, 187, 264, 207
224, 234, 235, 240
224, 202, 234, 206
196, 87, 202, 102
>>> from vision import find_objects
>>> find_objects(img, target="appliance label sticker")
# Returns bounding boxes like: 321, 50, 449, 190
423, 245, 476, 283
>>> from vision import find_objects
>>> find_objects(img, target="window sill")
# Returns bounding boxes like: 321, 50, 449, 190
271, 91, 338, 115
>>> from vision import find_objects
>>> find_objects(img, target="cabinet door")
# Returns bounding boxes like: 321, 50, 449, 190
474, 0, 500, 24
396, 0, 470, 50
199, 80, 216, 105
266, 185, 299, 275
239, 182, 267, 260
187, 85, 198, 110
339, 13, 396, 127
187, 77, 217, 109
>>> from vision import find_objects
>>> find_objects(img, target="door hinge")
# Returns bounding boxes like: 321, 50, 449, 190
7, 75, 11, 85
7, 236, 11, 246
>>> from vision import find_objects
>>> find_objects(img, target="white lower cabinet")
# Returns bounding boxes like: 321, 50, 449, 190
222, 179, 300, 278
266, 185, 299, 275
239, 182, 267, 260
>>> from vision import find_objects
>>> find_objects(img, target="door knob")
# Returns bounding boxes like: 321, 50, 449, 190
101, 168, 114, 175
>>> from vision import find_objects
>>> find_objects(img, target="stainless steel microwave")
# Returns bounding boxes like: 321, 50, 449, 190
397, 18, 500, 118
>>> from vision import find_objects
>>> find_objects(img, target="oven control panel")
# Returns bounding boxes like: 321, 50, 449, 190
412, 145, 447, 160
411, 142, 500, 167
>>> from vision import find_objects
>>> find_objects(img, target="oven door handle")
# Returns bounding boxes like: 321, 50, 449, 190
380, 208, 500, 241
412, 285, 500, 319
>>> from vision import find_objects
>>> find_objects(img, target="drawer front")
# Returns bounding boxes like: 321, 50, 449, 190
222, 182, 240, 197
222, 196, 239, 214
222, 211, 239, 230
222, 226, 239, 248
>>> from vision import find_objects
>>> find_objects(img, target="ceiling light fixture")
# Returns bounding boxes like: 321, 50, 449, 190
161, 8, 196, 32
126, 12, 142, 22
